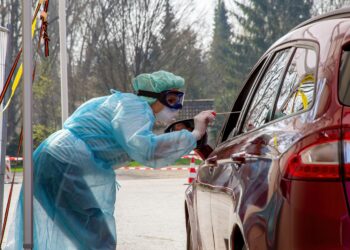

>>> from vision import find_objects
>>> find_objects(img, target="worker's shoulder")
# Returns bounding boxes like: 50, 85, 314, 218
110, 91, 146, 104
85, 91, 154, 121
73, 96, 108, 112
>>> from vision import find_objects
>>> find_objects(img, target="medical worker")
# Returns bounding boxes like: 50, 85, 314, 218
6, 70, 215, 250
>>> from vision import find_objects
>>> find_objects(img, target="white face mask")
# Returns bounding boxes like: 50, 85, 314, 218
155, 107, 179, 124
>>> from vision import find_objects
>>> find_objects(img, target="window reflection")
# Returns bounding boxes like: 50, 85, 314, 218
243, 49, 292, 132
274, 48, 316, 119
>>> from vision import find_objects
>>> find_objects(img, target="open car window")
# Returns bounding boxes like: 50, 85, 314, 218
241, 48, 293, 133
218, 58, 267, 143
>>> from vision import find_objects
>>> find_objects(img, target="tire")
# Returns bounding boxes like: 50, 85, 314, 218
233, 244, 247, 250
186, 219, 194, 250
232, 232, 247, 250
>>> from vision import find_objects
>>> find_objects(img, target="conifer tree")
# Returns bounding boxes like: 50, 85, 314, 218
153, 0, 207, 99
234, 0, 313, 80
210, 0, 237, 110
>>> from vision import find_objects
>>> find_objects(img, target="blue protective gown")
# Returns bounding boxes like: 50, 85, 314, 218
6, 91, 196, 250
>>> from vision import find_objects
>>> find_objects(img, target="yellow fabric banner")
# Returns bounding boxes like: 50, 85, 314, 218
3, 17, 37, 111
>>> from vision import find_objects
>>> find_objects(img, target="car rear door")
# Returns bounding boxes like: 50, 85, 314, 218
338, 45, 350, 213
205, 55, 268, 250
194, 158, 216, 250
210, 44, 320, 249
210, 48, 294, 249
193, 55, 268, 250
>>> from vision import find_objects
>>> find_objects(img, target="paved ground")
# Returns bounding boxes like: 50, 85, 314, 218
2, 169, 191, 249
116, 177, 188, 250
2, 181, 21, 247
116, 167, 188, 180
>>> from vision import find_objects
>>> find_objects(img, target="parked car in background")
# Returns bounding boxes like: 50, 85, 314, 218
167, 8, 350, 250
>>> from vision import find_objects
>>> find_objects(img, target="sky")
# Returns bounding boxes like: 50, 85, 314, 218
173, 0, 216, 48
173, 0, 236, 49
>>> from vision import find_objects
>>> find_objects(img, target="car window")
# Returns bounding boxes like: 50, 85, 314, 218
222, 58, 267, 142
273, 48, 317, 119
339, 46, 350, 106
242, 48, 292, 133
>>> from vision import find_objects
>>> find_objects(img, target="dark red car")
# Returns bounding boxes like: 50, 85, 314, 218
181, 8, 350, 250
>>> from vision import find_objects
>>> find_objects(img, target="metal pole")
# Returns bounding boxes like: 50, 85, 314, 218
0, 26, 10, 232
59, 0, 69, 125
23, 0, 33, 249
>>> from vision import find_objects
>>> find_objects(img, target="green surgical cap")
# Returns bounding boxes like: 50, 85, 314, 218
132, 70, 185, 105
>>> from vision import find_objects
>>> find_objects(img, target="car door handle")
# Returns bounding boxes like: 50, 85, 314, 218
230, 153, 246, 170
205, 155, 217, 166
205, 155, 218, 175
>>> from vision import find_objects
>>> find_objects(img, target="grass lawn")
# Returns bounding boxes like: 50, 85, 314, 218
12, 167, 23, 173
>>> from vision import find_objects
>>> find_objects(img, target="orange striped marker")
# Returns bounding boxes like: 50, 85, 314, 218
188, 156, 197, 184
5, 157, 12, 183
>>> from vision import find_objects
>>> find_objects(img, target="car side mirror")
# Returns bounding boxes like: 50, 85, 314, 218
164, 119, 213, 160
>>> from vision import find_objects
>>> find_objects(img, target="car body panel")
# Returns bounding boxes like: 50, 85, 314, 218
195, 164, 215, 249
339, 24, 350, 221
186, 13, 350, 250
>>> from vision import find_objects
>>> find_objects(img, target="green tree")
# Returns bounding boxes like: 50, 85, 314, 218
33, 58, 61, 137
234, 0, 313, 81
0, 0, 23, 156
142, 0, 209, 100
0, 0, 63, 155
312, 0, 350, 14
33, 124, 56, 150
209, 0, 237, 111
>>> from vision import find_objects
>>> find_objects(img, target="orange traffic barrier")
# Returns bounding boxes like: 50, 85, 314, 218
188, 156, 197, 184
5, 157, 12, 183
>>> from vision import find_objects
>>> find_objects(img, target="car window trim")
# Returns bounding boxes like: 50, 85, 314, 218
221, 54, 274, 144
266, 41, 320, 122
217, 56, 269, 145
264, 46, 319, 125
221, 40, 319, 145
236, 48, 295, 135
338, 44, 350, 106
232, 40, 320, 141
266, 47, 297, 122
269, 45, 318, 122
215, 53, 274, 148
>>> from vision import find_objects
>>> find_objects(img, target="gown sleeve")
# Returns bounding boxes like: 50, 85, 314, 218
112, 95, 197, 168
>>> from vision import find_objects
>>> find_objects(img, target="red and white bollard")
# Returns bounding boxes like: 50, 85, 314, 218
188, 156, 197, 184
5, 156, 12, 183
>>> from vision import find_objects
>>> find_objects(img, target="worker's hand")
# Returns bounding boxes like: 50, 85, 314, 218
192, 110, 216, 140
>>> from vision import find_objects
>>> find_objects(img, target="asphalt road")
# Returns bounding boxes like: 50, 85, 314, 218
116, 177, 188, 250
2, 169, 191, 249
116, 167, 189, 180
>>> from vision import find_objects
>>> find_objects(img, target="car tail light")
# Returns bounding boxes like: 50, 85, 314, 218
281, 128, 348, 180
342, 129, 350, 179
345, 163, 350, 179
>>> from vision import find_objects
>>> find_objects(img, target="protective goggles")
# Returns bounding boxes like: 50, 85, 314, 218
137, 90, 185, 109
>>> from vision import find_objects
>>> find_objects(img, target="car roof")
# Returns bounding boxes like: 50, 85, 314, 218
293, 7, 350, 30
265, 8, 350, 56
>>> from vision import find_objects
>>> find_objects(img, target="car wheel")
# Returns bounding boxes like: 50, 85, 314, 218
186, 219, 193, 250
232, 236, 247, 250
233, 245, 247, 250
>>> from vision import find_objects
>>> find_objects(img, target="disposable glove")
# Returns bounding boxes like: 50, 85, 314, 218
192, 110, 216, 140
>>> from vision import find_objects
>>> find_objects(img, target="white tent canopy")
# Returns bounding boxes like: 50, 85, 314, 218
0, 26, 9, 235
